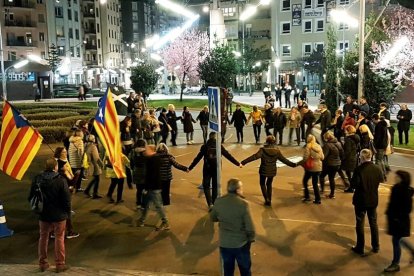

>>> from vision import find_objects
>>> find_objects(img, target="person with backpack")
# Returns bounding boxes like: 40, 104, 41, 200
28, 158, 71, 273
188, 132, 241, 209
241, 135, 297, 206
319, 131, 344, 199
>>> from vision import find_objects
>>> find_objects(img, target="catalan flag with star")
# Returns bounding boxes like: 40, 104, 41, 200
94, 87, 125, 178
0, 101, 43, 180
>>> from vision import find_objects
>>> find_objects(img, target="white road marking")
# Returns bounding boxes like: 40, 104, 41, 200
390, 164, 414, 170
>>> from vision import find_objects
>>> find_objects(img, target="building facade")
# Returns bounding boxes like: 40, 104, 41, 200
46, 0, 84, 85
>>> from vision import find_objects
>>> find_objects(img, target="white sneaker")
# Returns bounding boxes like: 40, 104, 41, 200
187, 141, 191, 145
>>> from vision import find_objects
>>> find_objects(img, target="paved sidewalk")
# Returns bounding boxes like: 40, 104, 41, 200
0, 264, 192, 276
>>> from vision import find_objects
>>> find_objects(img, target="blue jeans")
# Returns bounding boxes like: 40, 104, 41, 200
139, 189, 168, 223
392, 236, 414, 264
220, 242, 251, 276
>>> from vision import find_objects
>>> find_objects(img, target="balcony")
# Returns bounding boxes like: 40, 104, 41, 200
4, 0, 35, 9
85, 44, 97, 50
5, 20, 36, 28
7, 40, 37, 47
84, 28, 97, 34
83, 11, 95, 18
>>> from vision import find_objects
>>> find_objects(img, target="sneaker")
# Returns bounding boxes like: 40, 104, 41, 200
384, 263, 400, 273
92, 195, 102, 199
66, 232, 80, 239
302, 198, 311, 202
351, 246, 365, 256
137, 220, 145, 227
344, 188, 354, 193
76, 188, 84, 193
71, 210, 76, 215
326, 194, 335, 199
313, 200, 321, 204
50, 233, 55, 239
56, 265, 70, 273
116, 199, 124, 204
156, 222, 170, 231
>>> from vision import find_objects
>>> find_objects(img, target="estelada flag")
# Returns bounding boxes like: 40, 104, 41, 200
0, 101, 43, 180
93, 87, 125, 178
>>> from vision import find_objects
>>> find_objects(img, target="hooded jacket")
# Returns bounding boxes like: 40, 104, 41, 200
241, 145, 296, 177
28, 171, 71, 222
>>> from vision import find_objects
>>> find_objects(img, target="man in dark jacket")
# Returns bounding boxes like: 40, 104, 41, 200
273, 107, 287, 145
188, 132, 241, 208
29, 158, 71, 273
314, 104, 332, 144
275, 83, 282, 107
138, 145, 170, 230
300, 105, 315, 142
397, 104, 412, 145
284, 83, 292, 108
230, 104, 247, 143
210, 179, 255, 276
196, 106, 210, 144
350, 149, 384, 256
343, 96, 357, 117
374, 119, 388, 177
264, 103, 274, 136
126, 92, 136, 114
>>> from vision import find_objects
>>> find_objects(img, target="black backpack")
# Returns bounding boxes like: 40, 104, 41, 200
29, 175, 45, 214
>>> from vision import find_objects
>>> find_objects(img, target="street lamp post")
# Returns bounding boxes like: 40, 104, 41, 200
357, 0, 365, 100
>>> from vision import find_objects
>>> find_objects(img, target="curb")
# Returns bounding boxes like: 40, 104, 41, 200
393, 147, 414, 155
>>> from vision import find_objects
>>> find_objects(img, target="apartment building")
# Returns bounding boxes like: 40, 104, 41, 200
1, 0, 48, 62
271, 0, 382, 89
46, 0, 83, 85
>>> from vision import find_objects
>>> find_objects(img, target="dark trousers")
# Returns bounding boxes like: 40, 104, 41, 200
338, 169, 352, 188
289, 128, 300, 145
275, 94, 282, 107
293, 94, 299, 104
398, 126, 409, 144
285, 95, 291, 108
354, 206, 379, 252
201, 124, 208, 143
170, 129, 178, 146
391, 236, 414, 264
236, 126, 244, 142
85, 175, 100, 196
303, 171, 321, 202
253, 124, 261, 143
202, 168, 217, 206
161, 133, 168, 144
126, 167, 132, 186
220, 242, 252, 276
319, 165, 340, 195
107, 178, 124, 202
161, 180, 171, 206
136, 183, 144, 206
259, 175, 274, 203
72, 168, 83, 190
274, 128, 284, 145
265, 125, 273, 136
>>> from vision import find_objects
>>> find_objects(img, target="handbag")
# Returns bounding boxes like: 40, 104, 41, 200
255, 120, 262, 126
304, 156, 314, 170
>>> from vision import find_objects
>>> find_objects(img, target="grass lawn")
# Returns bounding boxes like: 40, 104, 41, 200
392, 123, 414, 150
146, 99, 209, 110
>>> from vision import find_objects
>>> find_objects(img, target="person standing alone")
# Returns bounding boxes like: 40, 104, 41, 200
210, 179, 255, 276
397, 104, 412, 145
350, 149, 384, 256
29, 158, 71, 273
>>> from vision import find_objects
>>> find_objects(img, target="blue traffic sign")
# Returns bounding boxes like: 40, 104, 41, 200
208, 87, 220, 132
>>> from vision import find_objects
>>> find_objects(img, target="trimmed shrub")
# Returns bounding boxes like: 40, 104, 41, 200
38, 126, 70, 144
31, 115, 91, 128
25, 112, 81, 121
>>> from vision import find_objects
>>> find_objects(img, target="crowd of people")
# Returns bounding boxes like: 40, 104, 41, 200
27, 90, 414, 275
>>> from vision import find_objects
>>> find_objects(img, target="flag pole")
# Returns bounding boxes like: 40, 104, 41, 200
0, 19, 6, 101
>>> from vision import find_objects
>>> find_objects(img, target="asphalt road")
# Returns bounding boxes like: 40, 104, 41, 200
1, 125, 414, 276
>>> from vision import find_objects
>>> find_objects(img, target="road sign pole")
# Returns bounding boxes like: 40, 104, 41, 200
208, 87, 222, 199
216, 90, 221, 198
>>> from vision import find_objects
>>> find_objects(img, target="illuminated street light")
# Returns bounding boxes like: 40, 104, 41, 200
274, 58, 281, 68
255, 61, 261, 67
380, 36, 409, 67
330, 9, 359, 28
202, 6, 209, 13
232, 51, 241, 58
155, 0, 196, 18
130, 43, 136, 48
260, 0, 271, 5
240, 6, 257, 21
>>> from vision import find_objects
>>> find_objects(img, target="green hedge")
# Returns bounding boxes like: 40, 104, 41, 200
38, 126, 71, 144
30, 115, 91, 128
25, 112, 82, 121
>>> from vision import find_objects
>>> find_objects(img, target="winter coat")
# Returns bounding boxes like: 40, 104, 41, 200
300, 144, 324, 172
374, 120, 388, 150
167, 111, 181, 131
343, 103, 356, 116
301, 110, 315, 127
351, 161, 384, 208
196, 110, 209, 126
230, 109, 247, 128
386, 183, 414, 237
130, 147, 146, 186
331, 115, 344, 139
342, 134, 360, 171
158, 152, 187, 181
28, 171, 71, 223
144, 154, 162, 190
322, 138, 343, 167
315, 109, 332, 133
85, 142, 103, 176
342, 116, 355, 130
158, 113, 169, 136
397, 109, 412, 131
241, 145, 295, 177
288, 113, 301, 128
130, 113, 142, 138
264, 109, 274, 128
273, 112, 287, 130
181, 111, 196, 133
188, 138, 240, 173
68, 136, 84, 168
